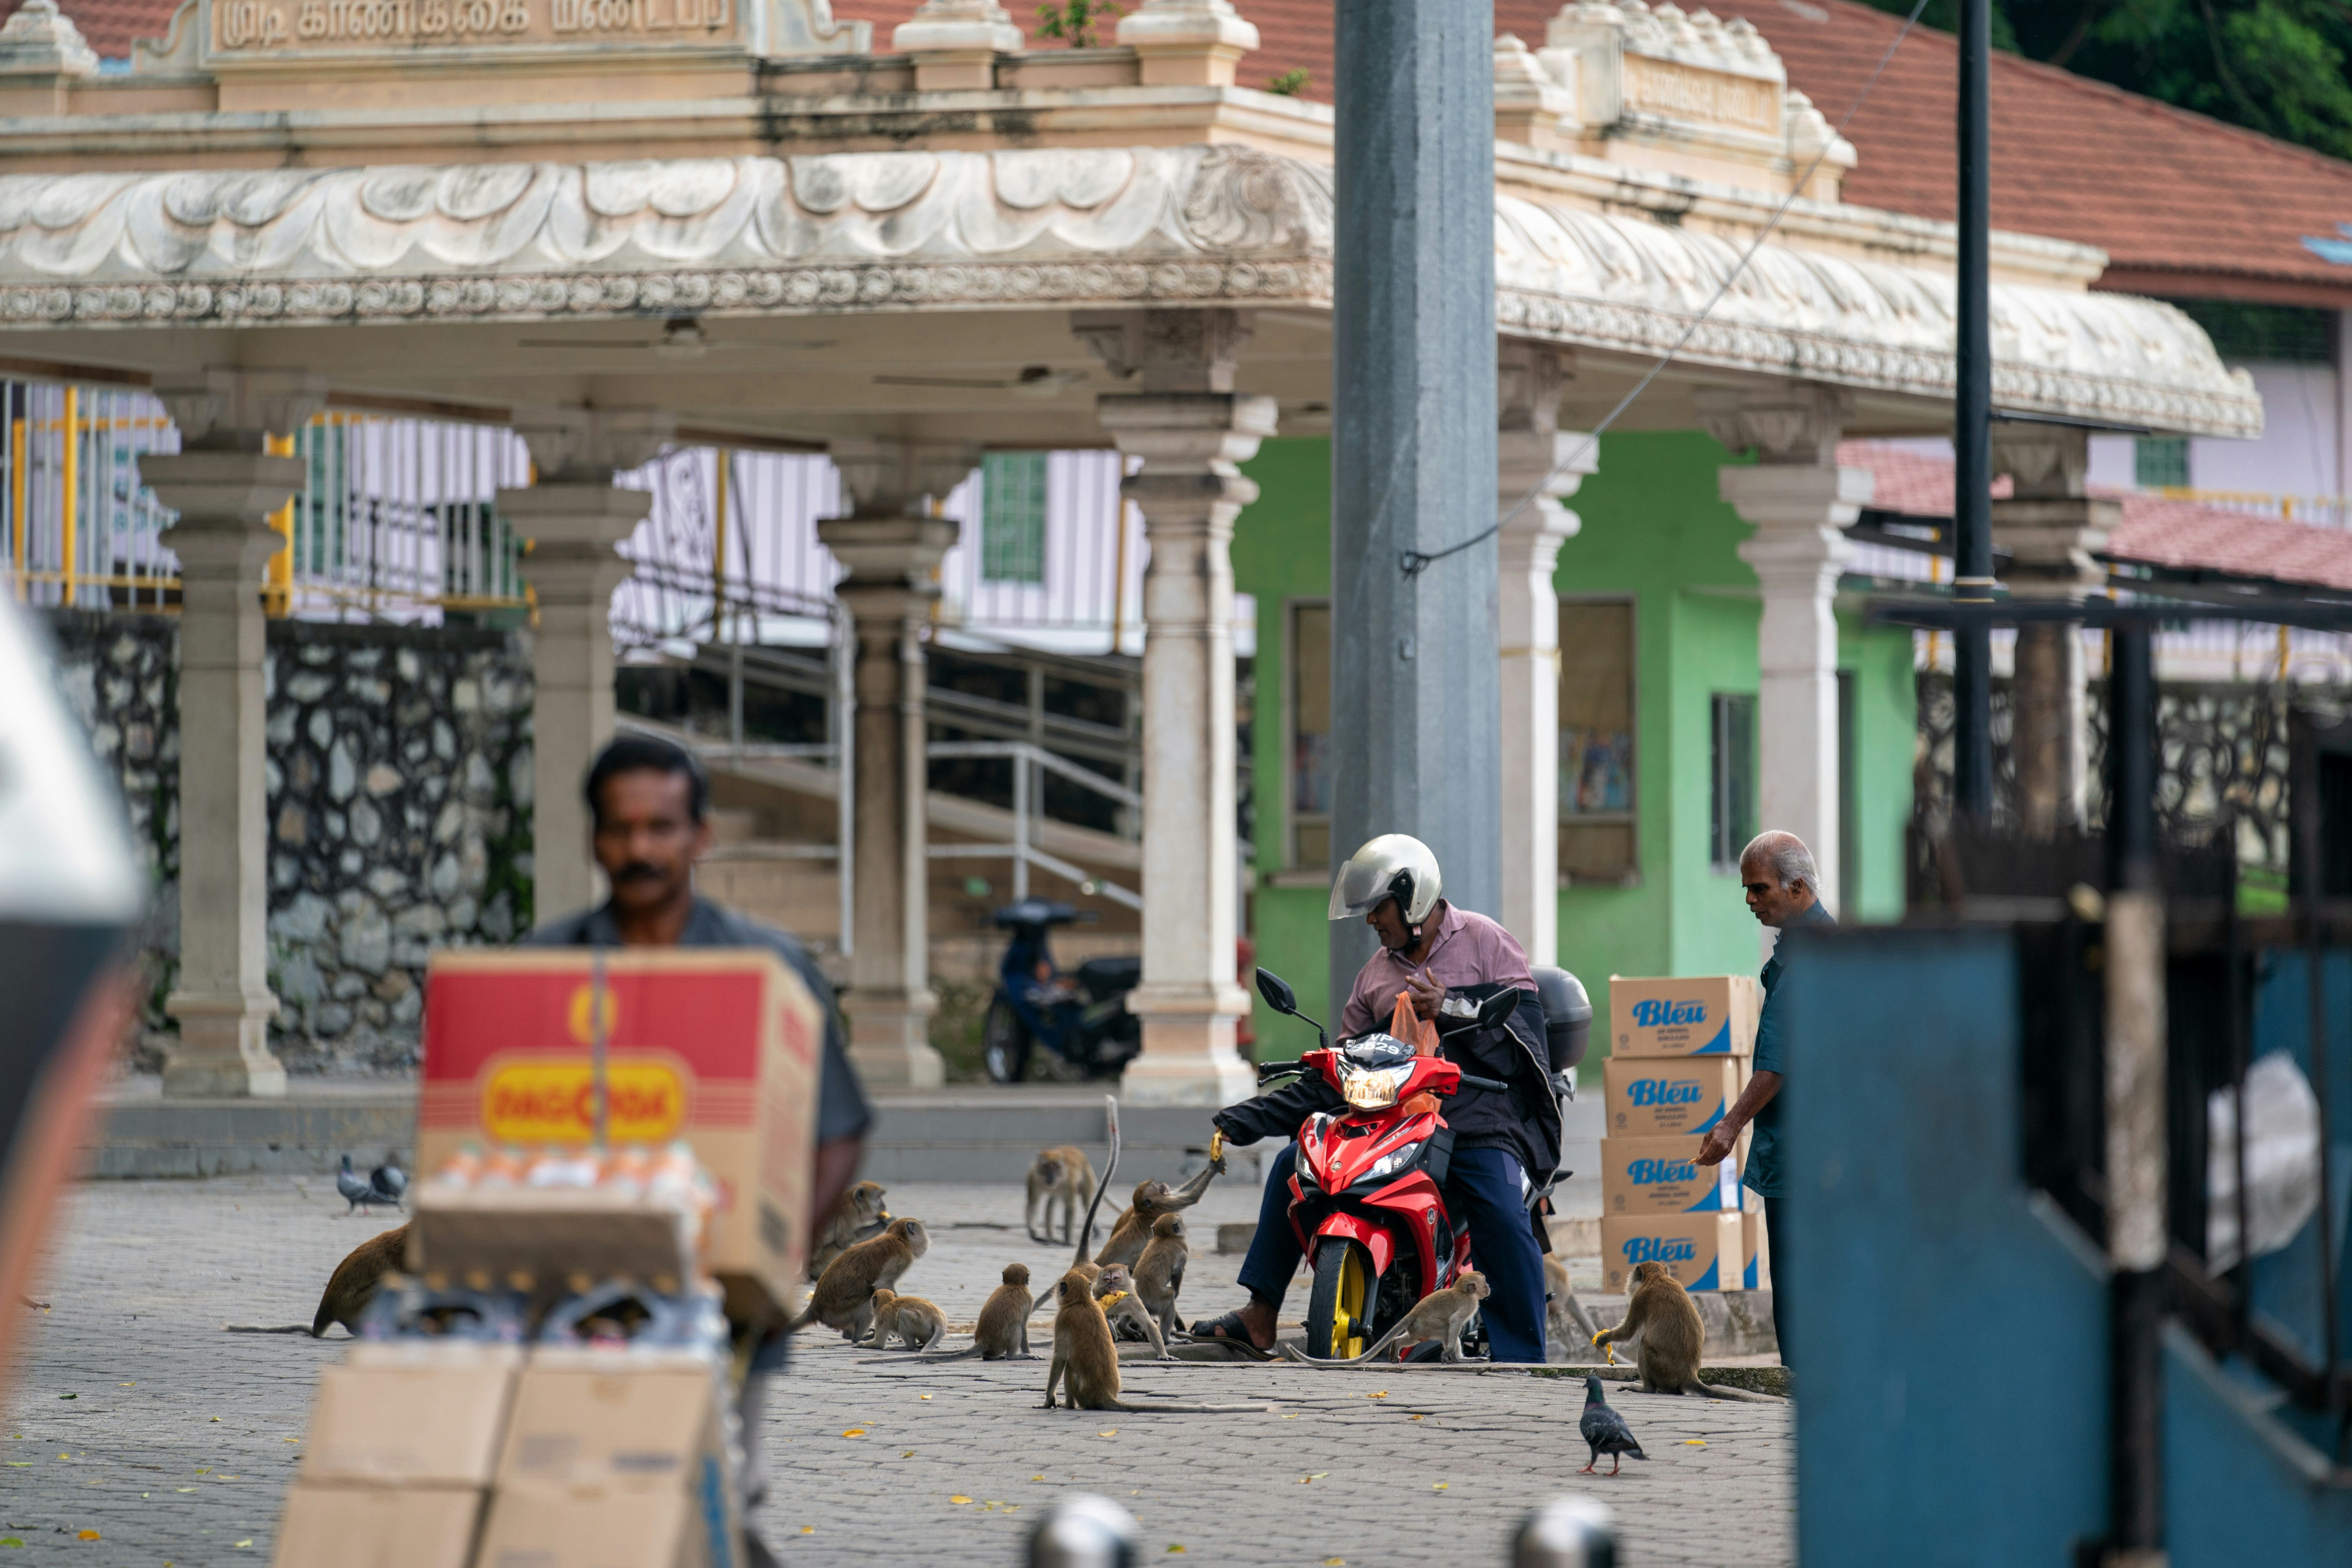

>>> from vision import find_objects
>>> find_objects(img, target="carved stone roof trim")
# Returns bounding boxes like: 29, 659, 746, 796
0, 145, 2259, 437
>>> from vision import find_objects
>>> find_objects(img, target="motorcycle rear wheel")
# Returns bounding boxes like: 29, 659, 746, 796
982, 997, 1031, 1084
1306, 1240, 1376, 1360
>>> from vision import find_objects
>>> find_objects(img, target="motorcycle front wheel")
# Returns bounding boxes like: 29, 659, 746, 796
981, 997, 1032, 1084
1306, 1240, 1376, 1360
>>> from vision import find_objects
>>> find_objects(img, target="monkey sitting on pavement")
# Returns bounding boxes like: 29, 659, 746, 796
1132, 1214, 1190, 1342
1544, 1253, 1600, 1355
1042, 1270, 1266, 1414
788, 1218, 928, 1344
863, 1289, 949, 1351
1283, 1272, 1490, 1365
810, 1181, 891, 1280
1591, 1260, 1777, 1401
1026, 1147, 1095, 1246
1094, 1152, 1225, 1270
1091, 1263, 1169, 1359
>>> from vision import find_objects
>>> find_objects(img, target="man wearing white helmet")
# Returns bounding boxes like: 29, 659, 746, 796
1192, 834, 1557, 1361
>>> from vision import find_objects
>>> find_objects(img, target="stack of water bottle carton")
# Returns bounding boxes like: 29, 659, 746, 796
1598, 975, 1771, 1296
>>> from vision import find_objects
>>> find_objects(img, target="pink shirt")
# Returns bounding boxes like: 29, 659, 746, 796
1338, 901, 1536, 1037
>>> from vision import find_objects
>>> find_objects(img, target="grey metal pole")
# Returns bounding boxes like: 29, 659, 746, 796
1329, 0, 1500, 989
1952, 0, 1995, 823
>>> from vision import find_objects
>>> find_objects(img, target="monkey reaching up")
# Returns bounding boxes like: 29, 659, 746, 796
1042, 1270, 1265, 1414
810, 1181, 890, 1280
1026, 1147, 1095, 1245
863, 1289, 949, 1351
1590, 1260, 1774, 1400
789, 1218, 928, 1343
1284, 1272, 1490, 1365
1094, 1150, 1226, 1270
1132, 1214, 1189, 1341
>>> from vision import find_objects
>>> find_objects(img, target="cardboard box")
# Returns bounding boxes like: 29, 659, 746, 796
301, 1344, 523, 1488
1600, 1134, 1742, 1215
1741, 1208, 1772, 1292
1607, 974, 1760, 1058
418, 949, 822, 1310
475, 1483, 711, 1568
271, 1482, 481, 1568
1603, 1056, 1743, 1138
496, 1350, 733, 1500
1599, 1213, 1745, 1294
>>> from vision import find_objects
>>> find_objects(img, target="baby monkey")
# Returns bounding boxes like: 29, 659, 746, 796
1284, 1272, 1490, 1365
1091, 1263, 1170, 1359
1042, 1269, 1264, 1414
863, 1289, 949, 1351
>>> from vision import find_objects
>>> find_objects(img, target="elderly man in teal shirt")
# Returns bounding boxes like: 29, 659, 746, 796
1697, 830, 1833, 1369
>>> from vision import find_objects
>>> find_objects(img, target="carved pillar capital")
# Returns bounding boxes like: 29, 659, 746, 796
1072, 307, 1254, 395
153, 368, 328, 453
508, 406, 673, 483
1697, 384, 1855, 468
1497, 343, 1590, 552
826, 438, 980, 523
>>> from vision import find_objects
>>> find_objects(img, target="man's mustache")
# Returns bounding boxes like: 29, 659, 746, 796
612, 861, 666, 884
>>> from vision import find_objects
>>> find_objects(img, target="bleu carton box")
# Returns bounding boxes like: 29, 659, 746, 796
1604, 1056, 1743, 1138
1600, 1214, 1744, 1294
1608, 975, 1760, 1058
1600, 1134, 1742, 1215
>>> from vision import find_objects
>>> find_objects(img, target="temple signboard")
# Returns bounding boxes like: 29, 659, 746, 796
194, 0, 861, 63
1619, 54, 1779, 140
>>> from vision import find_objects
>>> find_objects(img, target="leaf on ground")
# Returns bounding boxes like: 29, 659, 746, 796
234, 1540, 253, 1549
1032, 1475, 1045, 1481
918, 1395, 931, 1401
800, 1527, 814, 1535
840, 1430, 866, 1439
76, 1531, 99, 1541
1367, 1391, 1386, 1399
1097, 1430, 1117, 1438
949, 1496, 972, 1505
1432, 1482, 1447, 1490
902, 1451, 915, 1459
1324, 1559, 1346, 1566
1167, 1546, 1185, 1554
176, 1488, 197, 1494
1682, 1439, 1706, 1446
1409, 1414, 1425, 1421
3, 1463, 25, 1468
58, 1394, 74, 1401
0, 1539, 19, 1548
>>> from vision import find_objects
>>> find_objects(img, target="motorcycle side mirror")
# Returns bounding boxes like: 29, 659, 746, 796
1255, 967, 1299, 1016
1475, 988, 1521, 1031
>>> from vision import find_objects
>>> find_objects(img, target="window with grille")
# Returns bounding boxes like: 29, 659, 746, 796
1710, 693, 1757, 873
980, 451, 1048, 584
2134, 437, 2189, 490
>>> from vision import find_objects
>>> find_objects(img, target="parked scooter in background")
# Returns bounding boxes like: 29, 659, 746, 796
982, 900, 1142, 1083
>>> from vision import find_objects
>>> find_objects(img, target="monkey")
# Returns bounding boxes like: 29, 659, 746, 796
788, 1218, 928, 1343
1282, 1272, 1491, 1365
1091, 1263, 1170, 1359
809, 1181, 891, 1280
1589, 1260, 1775, 1399
1132, 1214, 1189, 1342
1026, 1147, 1095, 1246
1544, 1253, 1600, 1356
1041, 1269, 1266, 1414
311, 1223, 410, 1337
1093, 1148, 1226, 1270
862, 1288, 949, 1352
903, 1264, 1037, 1362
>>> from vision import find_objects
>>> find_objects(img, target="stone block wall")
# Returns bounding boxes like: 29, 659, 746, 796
45, 611, 535, 1075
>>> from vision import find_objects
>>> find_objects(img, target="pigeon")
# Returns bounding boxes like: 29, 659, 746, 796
337, 1154, 395, 1214
1579, 1374, 1649, 1476
368, 1158, 408, 1208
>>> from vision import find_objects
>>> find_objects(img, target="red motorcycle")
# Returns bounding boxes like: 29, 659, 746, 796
1250, 969, 1524, 1360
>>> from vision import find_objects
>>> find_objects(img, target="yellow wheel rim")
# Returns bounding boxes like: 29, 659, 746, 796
1335, 1247, 1370, 1360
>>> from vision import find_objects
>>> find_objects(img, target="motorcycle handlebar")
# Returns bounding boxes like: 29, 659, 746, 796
1449, 1073, 1510, 1094
1255, 1060, 1304, 1081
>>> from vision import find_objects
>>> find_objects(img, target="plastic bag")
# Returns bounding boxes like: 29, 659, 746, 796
2207, 1051, 2323, 1271
1389, 989, 1441, 1116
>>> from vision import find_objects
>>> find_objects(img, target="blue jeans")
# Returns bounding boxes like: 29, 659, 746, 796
1233, 1142, 1548, 1363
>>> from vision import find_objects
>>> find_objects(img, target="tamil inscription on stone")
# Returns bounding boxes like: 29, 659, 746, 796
205, 0, 739, 60
1621, 56, 1780, 138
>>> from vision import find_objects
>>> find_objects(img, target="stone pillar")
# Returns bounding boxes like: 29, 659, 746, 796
143, 368, 326, 1097
1328, 0, 1499, 991
1495, 343, 1594, 968
1992, 423, 2116, 838
1116, 0, 1259, 87
817, 442, 970, 1090
1082, 309, 1274, 1106
499, 409, 669, 925
891, 0, 1021, 91
1703, 387, 1872, 915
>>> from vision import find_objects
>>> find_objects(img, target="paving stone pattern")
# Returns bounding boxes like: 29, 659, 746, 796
6, 1179, 1790, 1568
44, 612, 535, 1074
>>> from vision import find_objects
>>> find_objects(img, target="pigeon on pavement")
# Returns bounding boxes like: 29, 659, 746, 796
1580, 1374, 1649, 1476
337, 1154, 395, 1214
369, 1158, 408, 1208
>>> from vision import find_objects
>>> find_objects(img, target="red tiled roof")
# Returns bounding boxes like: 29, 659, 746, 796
27, 0, 2352, 309
1839, 441, 2352, 593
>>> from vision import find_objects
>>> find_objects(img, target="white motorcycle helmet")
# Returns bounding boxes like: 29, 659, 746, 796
1328, 833, 1443, 933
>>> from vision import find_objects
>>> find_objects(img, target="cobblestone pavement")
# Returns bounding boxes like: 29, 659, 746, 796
5, 1177, 1791, 1568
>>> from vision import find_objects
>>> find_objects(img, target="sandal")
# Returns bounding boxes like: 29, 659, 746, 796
1189, 1310, 1273, 1352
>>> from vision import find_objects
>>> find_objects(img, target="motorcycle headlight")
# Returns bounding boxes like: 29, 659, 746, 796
1361, 1139, 1428, 1183
1339, 1063, 1411, 1110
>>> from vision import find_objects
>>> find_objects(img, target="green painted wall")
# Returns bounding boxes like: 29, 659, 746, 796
1228, 430, 1915, 1060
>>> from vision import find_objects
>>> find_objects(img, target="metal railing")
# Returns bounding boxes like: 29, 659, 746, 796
2151, 485, 2352, 530
926, 739, 1142, 910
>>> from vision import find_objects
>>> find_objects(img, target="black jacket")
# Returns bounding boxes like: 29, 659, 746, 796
1215, 982, 1561, 1191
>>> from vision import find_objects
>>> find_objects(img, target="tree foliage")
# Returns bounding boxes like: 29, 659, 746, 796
1858, 0, 2352, 160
